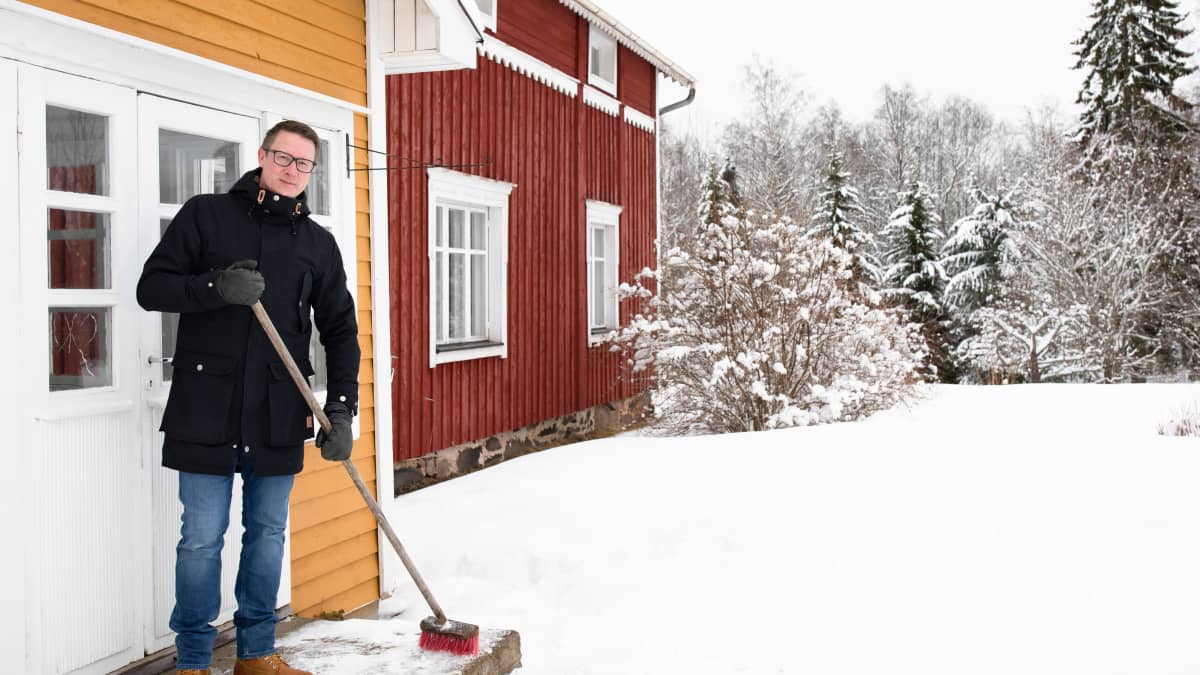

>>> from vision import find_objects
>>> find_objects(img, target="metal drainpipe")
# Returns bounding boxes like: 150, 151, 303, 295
658, 85, 696, 116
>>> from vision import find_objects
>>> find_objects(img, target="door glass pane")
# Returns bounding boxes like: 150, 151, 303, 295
46, 106, 109, 195
470, 212, 486, 250
436, 207, 445, 247
449, 253, 465, 339
49, 308, 111, 391
308, 139, 330, 216
592, 227, 605, 259
470, 254, 486, 337
448, 209, 465, 249
310, 324, 328, 392
158, 129, 240, 204
159, 219, 179, 381
48, 210, 110, 289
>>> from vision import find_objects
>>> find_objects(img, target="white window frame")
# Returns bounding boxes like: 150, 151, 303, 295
585, 199, 621, 347
473, 0, 498, 32
427, 167, 514, 367
587, 24, 618, 96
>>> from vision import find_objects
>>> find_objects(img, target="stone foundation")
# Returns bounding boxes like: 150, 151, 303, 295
394, 393, 651, 495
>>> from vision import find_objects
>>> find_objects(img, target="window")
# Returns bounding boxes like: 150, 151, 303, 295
428, 168, 514, 366
588, 25, 618, 96
586, 200, 621, 346
473, 0, 497, 31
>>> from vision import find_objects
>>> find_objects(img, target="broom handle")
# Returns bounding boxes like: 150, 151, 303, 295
250, 301, 448, 624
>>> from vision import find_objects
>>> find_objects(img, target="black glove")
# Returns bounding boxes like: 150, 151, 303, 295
215, 260, 265, 305
316, 402, 353, 461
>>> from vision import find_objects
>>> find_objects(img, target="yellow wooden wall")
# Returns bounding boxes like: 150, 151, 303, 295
23, 0, 381, 618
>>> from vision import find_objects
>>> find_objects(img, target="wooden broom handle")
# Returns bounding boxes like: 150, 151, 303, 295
250, 301, 448, 624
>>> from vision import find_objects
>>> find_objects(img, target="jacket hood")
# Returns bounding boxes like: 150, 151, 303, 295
230, 168, 312, 220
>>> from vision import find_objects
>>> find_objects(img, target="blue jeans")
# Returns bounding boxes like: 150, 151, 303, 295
170, 469, 295, 670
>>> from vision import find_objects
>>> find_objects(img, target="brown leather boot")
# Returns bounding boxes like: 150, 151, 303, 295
233, 654, 311, 675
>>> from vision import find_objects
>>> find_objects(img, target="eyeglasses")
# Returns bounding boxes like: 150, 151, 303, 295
264, 148, 317, 174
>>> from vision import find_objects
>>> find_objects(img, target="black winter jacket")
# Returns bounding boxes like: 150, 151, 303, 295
137, 169, 360, 476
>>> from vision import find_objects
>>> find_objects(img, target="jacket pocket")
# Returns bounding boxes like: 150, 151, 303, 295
297, 270, 313, 333
160, 350, 237, 445
267, 359, 315, 446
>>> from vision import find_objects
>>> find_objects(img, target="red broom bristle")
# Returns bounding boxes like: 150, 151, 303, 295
420, 629, 480, 656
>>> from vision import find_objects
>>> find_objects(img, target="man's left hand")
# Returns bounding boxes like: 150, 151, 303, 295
316, 402, 353, 461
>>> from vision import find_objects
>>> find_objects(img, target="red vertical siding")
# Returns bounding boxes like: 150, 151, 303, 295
618, 44, 657, 116
494, 0, 578, 76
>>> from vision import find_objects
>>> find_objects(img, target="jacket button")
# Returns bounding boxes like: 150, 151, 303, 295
244, 445, 251, 453
339, 395, 346, 402
273, 195, 280, 201
208, 282, 214, 288
196, 364, 204, 372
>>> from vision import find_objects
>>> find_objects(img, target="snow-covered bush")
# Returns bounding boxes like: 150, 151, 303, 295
608, 168, 925, 435
1159, 403, 1200, 437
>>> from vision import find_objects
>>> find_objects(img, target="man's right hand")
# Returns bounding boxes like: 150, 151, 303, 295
216, 260, 265, 305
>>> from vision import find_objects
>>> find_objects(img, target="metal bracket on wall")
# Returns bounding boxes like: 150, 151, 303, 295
344, 136, 493, 178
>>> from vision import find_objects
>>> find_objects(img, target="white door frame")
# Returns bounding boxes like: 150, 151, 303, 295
0, 55, 27, 673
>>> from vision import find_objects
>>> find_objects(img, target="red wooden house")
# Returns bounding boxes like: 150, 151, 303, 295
378, 0, 695, 484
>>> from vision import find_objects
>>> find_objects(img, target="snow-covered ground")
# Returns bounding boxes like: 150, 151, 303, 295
295, 384, 1200, 674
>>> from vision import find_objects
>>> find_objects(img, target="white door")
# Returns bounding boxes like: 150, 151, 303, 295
136, 95, 294, 652
16, 63, 144, 675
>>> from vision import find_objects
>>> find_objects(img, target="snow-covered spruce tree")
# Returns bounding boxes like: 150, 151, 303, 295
941, 188, 1023, 314
1072, 0, 1196, 152
606, 164, 925, 435
809, 152, 881, 294
881, 182, 951, 379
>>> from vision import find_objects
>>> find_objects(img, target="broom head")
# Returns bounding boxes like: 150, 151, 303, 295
419, 616, 480, 656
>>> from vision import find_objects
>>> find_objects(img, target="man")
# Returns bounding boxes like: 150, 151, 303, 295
138, 120, 360, 675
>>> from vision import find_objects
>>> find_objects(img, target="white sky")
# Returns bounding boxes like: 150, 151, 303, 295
591, 0, 1200, 136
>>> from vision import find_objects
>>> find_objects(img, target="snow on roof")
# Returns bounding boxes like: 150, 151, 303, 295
557, 0, 696, 87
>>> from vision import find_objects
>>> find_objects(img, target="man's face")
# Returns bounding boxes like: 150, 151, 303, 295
258, 130, 317, 199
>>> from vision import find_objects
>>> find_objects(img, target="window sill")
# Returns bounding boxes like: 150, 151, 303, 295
588, 329, 614, 347
432, 341, 507, 366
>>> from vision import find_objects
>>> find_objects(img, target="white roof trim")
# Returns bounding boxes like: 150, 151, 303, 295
582, 84, 620, 116
479, 35, 579, 97
623, 106, 655, 133
557, 0, 695, 87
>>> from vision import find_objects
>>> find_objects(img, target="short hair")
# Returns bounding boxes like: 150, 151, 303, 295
261, 120, 320, 161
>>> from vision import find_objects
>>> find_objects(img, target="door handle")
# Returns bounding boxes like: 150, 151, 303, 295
148, 355, 173, 365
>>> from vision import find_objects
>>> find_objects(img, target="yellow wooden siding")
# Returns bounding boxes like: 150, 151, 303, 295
291, 112, 379, 617
23, 0, 368, 106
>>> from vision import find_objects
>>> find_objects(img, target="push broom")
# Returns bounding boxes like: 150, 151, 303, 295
251, 301, 480, 656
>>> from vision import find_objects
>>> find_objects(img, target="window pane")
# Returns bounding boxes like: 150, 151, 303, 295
591, 47, 602, 77
46, 106, 109, 195
436, 207, 445, 247
49, 308, 111, 391
48, 210, 110, 290
592, 261, 605, 327
308, 139, 331, 216
592, 227, 605, 259
158, 129, 240, 204
449, 209, 465, 249
435, 252, 444, 342
449, 253, 465, 339
470, 254, 486, 337
470, 212, 486, 250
